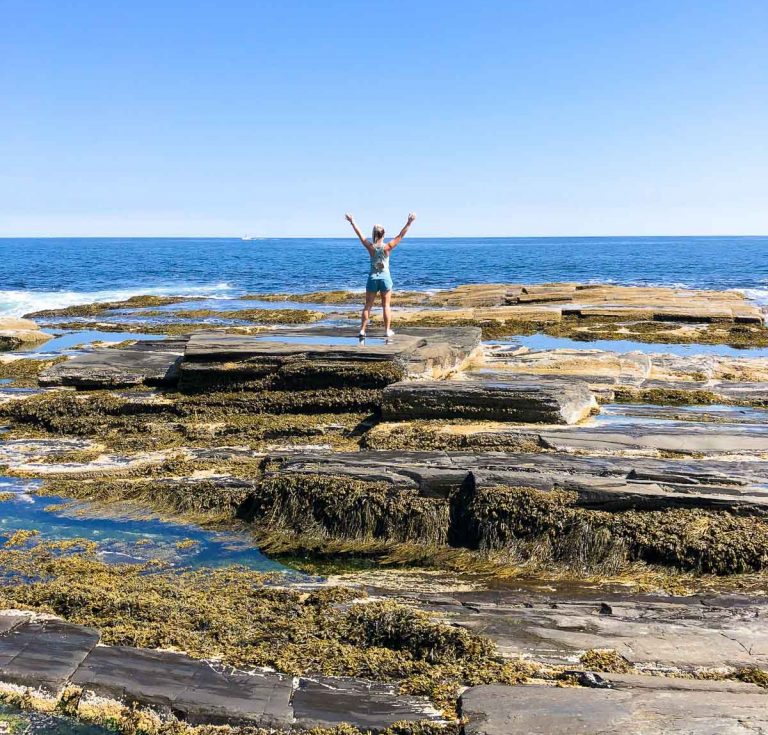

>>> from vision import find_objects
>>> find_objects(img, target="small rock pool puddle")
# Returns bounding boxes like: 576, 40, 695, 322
491, 333, 768, 358
0, 477, 289, 572
591, 403, 768, 430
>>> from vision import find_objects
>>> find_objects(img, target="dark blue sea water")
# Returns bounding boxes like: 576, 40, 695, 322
1, 236, 767, 316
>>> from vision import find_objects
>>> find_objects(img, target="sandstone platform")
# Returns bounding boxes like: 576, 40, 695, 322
266, 450, 768, 512
418, 282, 765, 323
0, 318, 51, 351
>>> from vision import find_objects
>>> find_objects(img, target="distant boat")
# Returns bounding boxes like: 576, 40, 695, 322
241, 235, 255, 241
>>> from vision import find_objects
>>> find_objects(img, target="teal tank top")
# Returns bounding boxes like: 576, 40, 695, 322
369, 245, 390, 277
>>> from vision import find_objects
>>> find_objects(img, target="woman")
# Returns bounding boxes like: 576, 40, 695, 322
345, 212, 417, 337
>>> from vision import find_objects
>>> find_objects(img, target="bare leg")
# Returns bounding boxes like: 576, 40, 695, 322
382, 290, 392, 333
360, 291, 377, 334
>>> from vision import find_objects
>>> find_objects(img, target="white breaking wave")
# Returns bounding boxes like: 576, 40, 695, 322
0, 283, 234, 317
743, 288, 768, 311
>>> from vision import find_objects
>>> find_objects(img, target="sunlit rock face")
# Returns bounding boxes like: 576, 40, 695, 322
0, 318, 51, 351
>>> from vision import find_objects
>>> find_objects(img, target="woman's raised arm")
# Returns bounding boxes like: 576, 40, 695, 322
387, 213, 417, 251
345, 213, 372, 251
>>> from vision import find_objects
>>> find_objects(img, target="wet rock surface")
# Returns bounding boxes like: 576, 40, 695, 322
71, 646, 294, 728
291, 676, 442, 731
0, 616, 100, 691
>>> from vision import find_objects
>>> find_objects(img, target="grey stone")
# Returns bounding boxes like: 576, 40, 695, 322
39, 349, 183, 388
292, 676, 441, 732
460, 679, 768, 735
446, 597, 768, 670
72, 646, 293, 727
0, 613, 29, 636
0, 618, 100, 691
183, 330, 422, 362
382, 378, 598, 424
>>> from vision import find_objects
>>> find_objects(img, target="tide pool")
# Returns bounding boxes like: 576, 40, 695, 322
0, 477, 288, 572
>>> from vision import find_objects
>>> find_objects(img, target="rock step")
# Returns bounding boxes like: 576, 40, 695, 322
270, 450, 768, 511
381, 378, 598, 425
39, 349, 184, 388
460, 679, 768, 735
0, 613, 439, 732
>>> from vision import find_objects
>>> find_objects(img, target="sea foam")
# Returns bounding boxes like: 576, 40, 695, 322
0, 283, 234, 317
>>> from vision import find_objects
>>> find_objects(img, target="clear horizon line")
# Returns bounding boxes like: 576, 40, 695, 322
1, 233, 767, 240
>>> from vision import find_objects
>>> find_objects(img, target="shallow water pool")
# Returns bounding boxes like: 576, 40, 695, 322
0, 477, 288, 572
494, 333, 768, 358
251, 333, 388, 346
31, 330, 166, 354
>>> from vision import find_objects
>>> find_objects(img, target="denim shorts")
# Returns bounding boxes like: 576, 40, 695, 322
366, 274, 393, 293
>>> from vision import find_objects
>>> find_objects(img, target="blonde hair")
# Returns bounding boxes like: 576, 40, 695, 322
372, 224, 385, 242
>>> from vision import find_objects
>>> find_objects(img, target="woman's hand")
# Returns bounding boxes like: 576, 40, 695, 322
345, 213, 355, 223
407, 212, 417, 223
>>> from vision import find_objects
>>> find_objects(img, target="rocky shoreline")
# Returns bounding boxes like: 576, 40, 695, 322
1, 282, 768, 733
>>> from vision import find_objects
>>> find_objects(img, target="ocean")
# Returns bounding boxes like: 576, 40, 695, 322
1, 236, 767, 316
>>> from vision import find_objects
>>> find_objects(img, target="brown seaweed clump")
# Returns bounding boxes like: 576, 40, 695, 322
140, 308, 324, 324
0, 357, 66, 387
24, 295, 197, 319
579, 648, 632, 673
456, 483, 768, 575
245, 473, 450, 547
0, 538, 549, 715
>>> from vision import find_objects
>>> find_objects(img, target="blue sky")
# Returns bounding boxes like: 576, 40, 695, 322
1, 0, 766, 237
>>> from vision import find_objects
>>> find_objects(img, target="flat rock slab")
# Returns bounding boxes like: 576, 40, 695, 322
460, 679, 768, 735
486, 348, 653, 385
292, 676, 442, 732
0, 618, 100, 691
39, 349, 183, 388
183, 326, 481, 380
0, 438, 96, 464
72, 646, 292, 727
442, 598, 768, 670
0, 613, 30, 636
382, 378, 598, 424
184, 331, 423, 362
